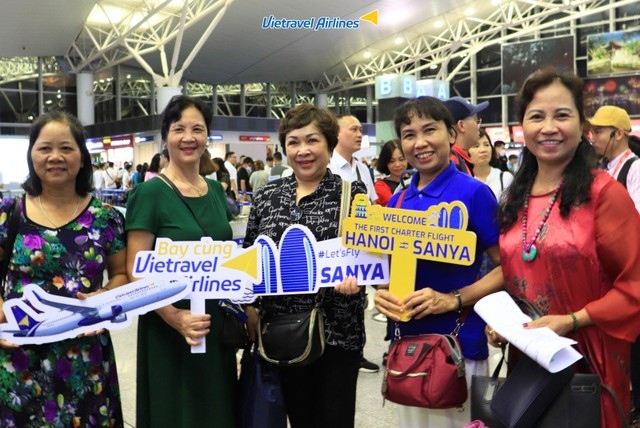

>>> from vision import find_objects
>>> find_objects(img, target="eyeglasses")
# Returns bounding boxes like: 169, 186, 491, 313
290, 206, 303, 221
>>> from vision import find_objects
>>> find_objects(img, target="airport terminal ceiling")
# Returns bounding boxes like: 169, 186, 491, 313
0, 0, 639, 124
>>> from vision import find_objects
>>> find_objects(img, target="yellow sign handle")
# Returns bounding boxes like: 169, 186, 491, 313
389, 255, 416, 321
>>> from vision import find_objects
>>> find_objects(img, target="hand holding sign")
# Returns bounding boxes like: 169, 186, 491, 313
342, 194, 477, 321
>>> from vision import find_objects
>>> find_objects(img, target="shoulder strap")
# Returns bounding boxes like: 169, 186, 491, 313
1, 197, 21, 288
394, 189, 407, 208
452, 151, 470, 175
617, 157, 638, 189
338, 179, 351, 235
160, 173, 208, 236
500, 171, 505, 191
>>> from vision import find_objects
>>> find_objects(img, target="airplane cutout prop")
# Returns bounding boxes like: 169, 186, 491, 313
341, 194, 477, 320
0, 276, 189, 345
0, 225, 388, 348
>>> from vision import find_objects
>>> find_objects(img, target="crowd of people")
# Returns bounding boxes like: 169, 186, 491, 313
1, 68, 640, 428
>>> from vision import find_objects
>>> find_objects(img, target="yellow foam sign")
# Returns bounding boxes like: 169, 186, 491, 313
342, 194, 477, 320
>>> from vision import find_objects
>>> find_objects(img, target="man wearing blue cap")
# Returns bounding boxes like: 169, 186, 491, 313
444, 96, 489, 175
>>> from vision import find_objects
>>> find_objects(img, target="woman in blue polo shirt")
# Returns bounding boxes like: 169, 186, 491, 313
374, 96, 503, 428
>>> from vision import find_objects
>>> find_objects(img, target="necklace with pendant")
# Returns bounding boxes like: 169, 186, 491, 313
172, 175, 205, 196
38, 195, 80, 229
521, 180, 563, 262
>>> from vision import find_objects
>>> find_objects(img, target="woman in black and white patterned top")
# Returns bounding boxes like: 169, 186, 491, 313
244, 104, 367, 428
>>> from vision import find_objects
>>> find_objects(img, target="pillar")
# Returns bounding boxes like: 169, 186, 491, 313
77, 72, 95, 126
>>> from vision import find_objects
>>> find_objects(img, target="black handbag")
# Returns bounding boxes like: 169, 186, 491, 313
472, 295, 623, 428
471, 346, 507, 427
257, 304, 325, 366
489, 355, 574, 428
219, 299, 250, 349
237, 347, 287, 428
473, 354, 602, 428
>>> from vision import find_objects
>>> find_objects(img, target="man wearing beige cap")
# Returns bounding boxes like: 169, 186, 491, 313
589, 105, 640, 211
590, 105, 640, 423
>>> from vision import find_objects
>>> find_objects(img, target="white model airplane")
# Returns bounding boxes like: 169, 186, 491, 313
0, 276, 189, 345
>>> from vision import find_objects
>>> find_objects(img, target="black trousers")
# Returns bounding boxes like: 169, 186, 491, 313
280, 345, 361, 428
631, 337, 640, 411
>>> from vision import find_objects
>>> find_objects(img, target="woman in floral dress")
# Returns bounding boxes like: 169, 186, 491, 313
0, 111, 127, 427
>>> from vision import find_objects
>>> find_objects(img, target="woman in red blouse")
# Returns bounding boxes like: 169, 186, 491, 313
495, 67, 640, 427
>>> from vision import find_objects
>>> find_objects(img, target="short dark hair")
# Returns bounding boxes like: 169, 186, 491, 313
273, 152, 283, 161
394, 96, 455, 140
23, 111, 94, 196
225, 151, 235, 160
160, 95, 212, 142
478, 128, 498, 165
376, 139, 403, 175
278, 103, 339, 154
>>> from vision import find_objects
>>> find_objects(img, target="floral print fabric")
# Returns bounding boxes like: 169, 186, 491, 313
0, 196, 125, 427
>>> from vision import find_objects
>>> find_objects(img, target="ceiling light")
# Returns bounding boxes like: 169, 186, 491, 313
491, 0, 501, 4
434, 20, 443, 29
394, 36, 404, 45
430, 64, 438, 70
363, 51, 372, 59
464, 8, 475, 16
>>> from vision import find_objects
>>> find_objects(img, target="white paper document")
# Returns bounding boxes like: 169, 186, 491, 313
474, 291, 583, 373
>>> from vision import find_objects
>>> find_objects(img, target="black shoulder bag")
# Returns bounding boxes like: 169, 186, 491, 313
471, 295, 627, 428
1, 198, 21, 293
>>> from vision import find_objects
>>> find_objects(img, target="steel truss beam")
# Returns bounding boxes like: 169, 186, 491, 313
314, 0, 636, 94
64, 0, 234, 87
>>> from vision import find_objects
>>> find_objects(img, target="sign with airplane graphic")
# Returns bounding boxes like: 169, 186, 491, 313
0, 276, 189, 345
1, 225, 387, 346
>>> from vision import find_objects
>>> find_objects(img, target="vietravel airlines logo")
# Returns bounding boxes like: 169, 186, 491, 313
261, 9, 378, 31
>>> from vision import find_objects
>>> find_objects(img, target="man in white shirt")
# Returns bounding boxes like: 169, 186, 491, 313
93, 163, 105, 188
329, 114, 379, 374
103, 162, 118, 189
329, 114, 378, 203
589, 105, 640, 418
224, 151, 239, 200
122, 162, 133, 189
589, 105, 640, 212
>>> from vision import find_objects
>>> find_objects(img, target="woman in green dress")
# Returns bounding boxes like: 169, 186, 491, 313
126, 96, 236, 427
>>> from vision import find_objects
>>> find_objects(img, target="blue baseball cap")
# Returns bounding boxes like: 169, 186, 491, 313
444, 96, 489, 122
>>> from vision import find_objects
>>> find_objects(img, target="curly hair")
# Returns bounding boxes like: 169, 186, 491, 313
500, 67, 597, 232
278, 104, 339, 154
